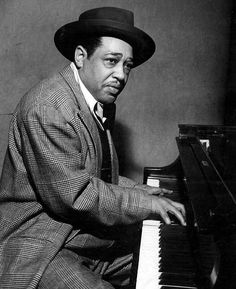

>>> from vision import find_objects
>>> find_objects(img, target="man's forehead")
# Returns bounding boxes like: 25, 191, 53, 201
99, 36, 133, 56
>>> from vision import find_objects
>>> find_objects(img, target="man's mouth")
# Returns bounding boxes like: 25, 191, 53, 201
106, 86, 120, 94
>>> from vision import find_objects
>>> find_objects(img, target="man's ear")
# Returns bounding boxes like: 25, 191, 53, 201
74, 45, 87, 68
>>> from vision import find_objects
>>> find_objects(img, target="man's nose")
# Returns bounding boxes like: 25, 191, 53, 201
112, 63, 126, 81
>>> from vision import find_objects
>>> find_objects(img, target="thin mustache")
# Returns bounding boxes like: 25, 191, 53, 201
105, 82, 123, 89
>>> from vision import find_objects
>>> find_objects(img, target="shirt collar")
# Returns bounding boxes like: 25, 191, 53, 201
70, 62, 98, 113
70, 62, 105, 129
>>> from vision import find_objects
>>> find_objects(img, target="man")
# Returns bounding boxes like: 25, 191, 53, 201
0, 7, 185, 289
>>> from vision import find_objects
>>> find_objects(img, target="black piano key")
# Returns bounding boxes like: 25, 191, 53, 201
160, 285, 197, 289
154, 221, 217, 288
158, 272, 197, 287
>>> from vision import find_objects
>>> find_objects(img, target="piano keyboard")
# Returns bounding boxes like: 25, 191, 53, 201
136, 220, 162, 289
135, 220, 217, 289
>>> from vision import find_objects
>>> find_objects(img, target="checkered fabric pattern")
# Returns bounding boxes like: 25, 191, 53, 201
0, 65, 153, 288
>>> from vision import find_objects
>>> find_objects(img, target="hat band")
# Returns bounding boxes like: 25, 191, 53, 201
78, 19, 136, 31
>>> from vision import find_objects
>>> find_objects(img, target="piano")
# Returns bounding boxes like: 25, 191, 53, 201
131, 124, 236, 289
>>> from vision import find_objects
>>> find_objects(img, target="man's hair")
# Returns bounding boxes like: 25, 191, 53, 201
77, 36, 102, 58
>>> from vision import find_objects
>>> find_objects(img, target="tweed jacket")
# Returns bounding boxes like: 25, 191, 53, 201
0, 65, 153, 288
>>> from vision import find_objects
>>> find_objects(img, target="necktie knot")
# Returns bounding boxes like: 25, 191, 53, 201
94, 102, 104, 120
94, 102, 109, 129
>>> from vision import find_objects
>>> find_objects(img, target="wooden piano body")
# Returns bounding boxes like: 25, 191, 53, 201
132, 124, 236, 289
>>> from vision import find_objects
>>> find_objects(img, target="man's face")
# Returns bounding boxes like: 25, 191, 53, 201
78, 36, 133, 104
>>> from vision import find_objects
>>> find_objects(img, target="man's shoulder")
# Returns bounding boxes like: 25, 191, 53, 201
37, 65, 73, 96
23, 66, 77, 106
15, 65, 81, 120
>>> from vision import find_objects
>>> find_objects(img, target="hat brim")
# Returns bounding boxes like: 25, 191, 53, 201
54, 20, 156, 67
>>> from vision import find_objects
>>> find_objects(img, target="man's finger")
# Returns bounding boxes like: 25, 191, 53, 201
171, 201, 186, 217
168, 206, 186, 226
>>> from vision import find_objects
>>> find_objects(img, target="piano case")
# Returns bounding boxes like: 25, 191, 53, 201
132, 124, 236, 289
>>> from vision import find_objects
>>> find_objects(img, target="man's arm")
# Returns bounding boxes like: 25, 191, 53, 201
20, 103, 185, 227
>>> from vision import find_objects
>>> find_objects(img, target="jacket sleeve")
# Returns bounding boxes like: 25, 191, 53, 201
118, 175, 138, 187
19, 103, 153, 228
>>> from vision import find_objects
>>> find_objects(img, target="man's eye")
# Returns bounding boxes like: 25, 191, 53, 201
105, 58, 118, 65
124, 62, 133, 72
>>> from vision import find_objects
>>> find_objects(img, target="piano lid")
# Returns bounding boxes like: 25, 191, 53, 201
176, 124, 236, 233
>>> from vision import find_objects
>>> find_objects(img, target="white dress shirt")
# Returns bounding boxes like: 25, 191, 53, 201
70, 62, 106, 130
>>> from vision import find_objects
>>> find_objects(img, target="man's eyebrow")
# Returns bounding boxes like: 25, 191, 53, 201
105, 52, 122, 56
105, 52, 134, 61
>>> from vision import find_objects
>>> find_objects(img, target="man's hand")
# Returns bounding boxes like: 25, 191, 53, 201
151, 195, 186, 226
135, 184, 173, 196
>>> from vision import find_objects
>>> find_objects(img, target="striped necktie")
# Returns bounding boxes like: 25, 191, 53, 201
94, 102, 104, 127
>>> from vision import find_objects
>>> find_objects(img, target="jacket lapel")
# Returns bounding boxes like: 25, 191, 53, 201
59, 65, 102, 176
59, 64, 119, 183
106, 129, 119, 184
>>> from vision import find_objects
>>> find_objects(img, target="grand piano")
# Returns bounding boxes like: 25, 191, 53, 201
131, 124, 236, 289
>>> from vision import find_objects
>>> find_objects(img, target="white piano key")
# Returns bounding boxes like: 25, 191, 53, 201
146, 177, 160, 187
136, 220, 161, 289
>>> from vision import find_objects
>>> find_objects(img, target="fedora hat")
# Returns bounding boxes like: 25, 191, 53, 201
54, 7, 156, 67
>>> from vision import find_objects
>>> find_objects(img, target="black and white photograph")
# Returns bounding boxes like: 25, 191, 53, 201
0, 1, 235, 288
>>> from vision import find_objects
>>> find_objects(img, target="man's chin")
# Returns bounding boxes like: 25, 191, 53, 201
104, 93, 119, 103
97, 91, 120, 104
104, 97, 117, 105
